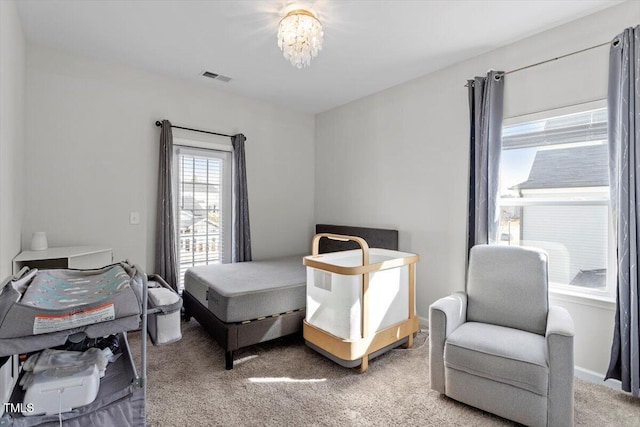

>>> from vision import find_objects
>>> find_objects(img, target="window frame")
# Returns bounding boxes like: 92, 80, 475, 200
173, 141, 232, 287
499, 99, 616, 301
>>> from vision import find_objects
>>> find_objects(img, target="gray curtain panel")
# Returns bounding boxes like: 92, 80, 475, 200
467, 71, 504, 248
606, 25, 640, 398
231, 134, 252, 263
155, 120, 178, 291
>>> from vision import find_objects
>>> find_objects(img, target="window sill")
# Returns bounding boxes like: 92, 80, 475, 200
549, 287, 616, 310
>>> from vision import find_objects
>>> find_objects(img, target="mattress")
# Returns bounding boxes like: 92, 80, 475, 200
184, 256, 306, 323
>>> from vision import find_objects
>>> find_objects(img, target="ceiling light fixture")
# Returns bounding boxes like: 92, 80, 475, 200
277, 4, 324, 69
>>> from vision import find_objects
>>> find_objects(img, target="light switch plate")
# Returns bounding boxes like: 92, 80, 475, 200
130, 211, 140, 225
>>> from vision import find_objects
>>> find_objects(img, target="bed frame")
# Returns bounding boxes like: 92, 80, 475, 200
182, 224, 399, 369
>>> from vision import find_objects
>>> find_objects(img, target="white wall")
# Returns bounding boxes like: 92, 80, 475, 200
24, 45, 315, 273
0, 0, 25, 278
315, 1, 639, 376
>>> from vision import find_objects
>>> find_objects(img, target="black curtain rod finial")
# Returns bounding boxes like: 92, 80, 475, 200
155, 121, 163, 127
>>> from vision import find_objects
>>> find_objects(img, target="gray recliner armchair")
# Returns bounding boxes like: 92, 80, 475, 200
429, 245, 574, 426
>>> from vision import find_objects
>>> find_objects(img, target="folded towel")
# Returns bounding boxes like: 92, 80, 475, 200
148, 288, 179, 306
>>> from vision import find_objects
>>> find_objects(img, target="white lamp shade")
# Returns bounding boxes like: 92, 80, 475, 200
30, 232, 48, 251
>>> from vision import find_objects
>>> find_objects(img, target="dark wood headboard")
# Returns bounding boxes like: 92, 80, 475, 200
315, 224, 398, 253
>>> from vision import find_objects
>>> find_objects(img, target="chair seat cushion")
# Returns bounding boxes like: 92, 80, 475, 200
444, 322, 549, 396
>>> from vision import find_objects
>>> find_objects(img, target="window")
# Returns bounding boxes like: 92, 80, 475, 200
174, 146, 231, 289
498, 101, 614, 297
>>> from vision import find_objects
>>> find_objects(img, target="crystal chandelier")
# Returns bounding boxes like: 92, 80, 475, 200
277, 5, 324, 69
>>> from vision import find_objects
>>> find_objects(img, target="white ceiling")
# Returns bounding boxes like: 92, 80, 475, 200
16, 0, 624, 114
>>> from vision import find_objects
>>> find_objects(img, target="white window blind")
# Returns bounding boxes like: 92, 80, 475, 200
174, 147, 231, 289
502, 108, 607, 149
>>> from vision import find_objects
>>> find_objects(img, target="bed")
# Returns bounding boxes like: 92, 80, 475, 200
182, 224, 399, 369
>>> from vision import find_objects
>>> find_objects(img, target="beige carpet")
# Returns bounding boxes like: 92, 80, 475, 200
128, 320, 639, 426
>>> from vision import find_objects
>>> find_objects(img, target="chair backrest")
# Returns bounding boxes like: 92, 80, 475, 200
466, 244, 549, 335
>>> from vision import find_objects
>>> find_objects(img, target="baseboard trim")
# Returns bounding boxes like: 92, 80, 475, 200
419, 316, 428, 332
574, 366, 621, 390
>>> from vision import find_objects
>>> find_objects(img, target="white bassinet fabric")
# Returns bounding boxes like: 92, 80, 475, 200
305, 249, 411, 341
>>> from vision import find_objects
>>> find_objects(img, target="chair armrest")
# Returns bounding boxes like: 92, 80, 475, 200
428, 292, 467, 394
430, 292, 468, 336
546, 305, 574, 338
545, 305, 575, 427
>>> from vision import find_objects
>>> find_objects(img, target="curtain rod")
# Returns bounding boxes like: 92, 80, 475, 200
155, 120, 233, 138
465, 38, 617, 87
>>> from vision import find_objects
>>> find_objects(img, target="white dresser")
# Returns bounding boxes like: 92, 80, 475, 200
12, 246, 113, 274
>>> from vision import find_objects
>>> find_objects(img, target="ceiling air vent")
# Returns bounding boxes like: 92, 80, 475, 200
202, 71, 232, 83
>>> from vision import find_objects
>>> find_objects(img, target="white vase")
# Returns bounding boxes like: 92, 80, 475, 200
30, 232, 48, 251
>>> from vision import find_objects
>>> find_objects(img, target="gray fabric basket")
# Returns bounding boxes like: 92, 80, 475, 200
146, 275, 182, 346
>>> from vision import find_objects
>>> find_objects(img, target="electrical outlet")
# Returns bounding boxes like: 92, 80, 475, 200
130, 211, 140, 225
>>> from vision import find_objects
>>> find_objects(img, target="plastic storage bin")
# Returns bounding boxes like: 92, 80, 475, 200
23, 364, 100, 416
303, 233, 419, 372
146, 274, 182, 345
